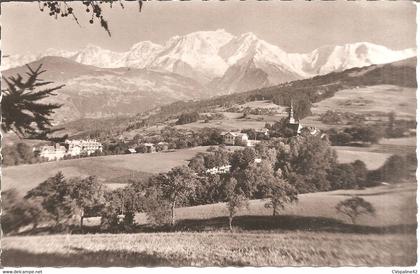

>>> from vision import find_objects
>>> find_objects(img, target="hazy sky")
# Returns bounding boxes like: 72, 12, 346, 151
2, 1, 417, 55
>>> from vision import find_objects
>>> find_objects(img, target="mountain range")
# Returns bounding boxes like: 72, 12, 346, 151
3, 30, 415, 92
2, 30, 416, 123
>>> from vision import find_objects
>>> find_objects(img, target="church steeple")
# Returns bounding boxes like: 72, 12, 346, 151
289, 100, 296, 124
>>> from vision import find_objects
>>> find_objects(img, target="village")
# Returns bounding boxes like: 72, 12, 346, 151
35, 104, 315, 163
1, 1, 416, 267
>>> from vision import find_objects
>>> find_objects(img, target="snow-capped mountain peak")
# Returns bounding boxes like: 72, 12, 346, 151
2, 30, 415, 93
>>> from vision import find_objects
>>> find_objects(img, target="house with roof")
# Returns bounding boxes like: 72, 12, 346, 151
128, 148, 137, 154
222, 132, 249, 146
144, 143, 156, 153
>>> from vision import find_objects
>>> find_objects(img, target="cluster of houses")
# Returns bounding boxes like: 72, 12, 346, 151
35, 139, 103, 161
128, 142, 170, 154
221, 128, 268, 147
205, 158, 262, 175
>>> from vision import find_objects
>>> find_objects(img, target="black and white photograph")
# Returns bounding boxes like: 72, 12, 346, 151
0, 0, 417, 268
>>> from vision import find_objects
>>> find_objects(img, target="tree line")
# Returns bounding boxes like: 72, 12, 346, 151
3, 132, 412, 234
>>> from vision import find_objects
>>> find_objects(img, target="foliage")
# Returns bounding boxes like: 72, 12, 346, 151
263, 176, 298, 216
67, 176, 107, 230
25, 172, 73, 226
37, 1, 143, 36
2, 189, 47, 234
25, 172, 107, 229
320, 110, 366, 125
1, 65, 64, 139
351, 160, 368, 187
372, 154, 409, 183
336, 196, 375, 224
2, 142, 39, 166
176, 112, 200, 125
230, 147, 256, 171
269, 117, 298, 138
327, 163, 357, 190
286, 133, 337, 193
223, 177, 248, 232
151, 166, 198, 226
327, 125, 384, 146
343, 126, 384, 144
100, 184, 145, 232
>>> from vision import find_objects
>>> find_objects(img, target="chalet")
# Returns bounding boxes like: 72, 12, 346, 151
128, 148, 137, 154
157, 142, 169, 151
222, 132, 249, 146
255, 128, 269, 136
144, 143, 156, 153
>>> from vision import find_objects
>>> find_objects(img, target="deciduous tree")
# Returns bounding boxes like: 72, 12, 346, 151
154, 166, 197, 226
336, 196, 375, 224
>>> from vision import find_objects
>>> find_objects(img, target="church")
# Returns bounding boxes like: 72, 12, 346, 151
286, 102, 303, 135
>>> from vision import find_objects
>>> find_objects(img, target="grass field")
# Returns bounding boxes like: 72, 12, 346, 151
333, 147, 391, 170
2, 232, 415, 267
4, 141, 399, 195
2, 147, 209, 194
2, 182, 416, 266
130, 183, 416, 228
309, 85, 416, 120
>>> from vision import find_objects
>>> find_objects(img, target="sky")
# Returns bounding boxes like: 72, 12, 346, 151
1, 1, 417, 55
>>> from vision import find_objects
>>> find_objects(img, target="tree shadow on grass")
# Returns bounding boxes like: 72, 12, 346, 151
14, 215, 417, 236
171, 215, 417, 235
2, 247, 248, 267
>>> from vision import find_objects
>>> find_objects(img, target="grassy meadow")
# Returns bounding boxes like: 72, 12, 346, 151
309, 85, 416, 120
2, 232, 415, 267
3, 183, 416, 267
2, 147, 209, 194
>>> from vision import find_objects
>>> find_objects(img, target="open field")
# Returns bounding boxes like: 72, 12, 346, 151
4, 139, 401, 195
132, 183, 417, 228
175, 111, 282, 131
309, 85, 416, 119
333, 147, 391, 170
333, 136, 416, 160
2, 231, 415, 267
3, 181, 416, 266
2, 147, 209, 194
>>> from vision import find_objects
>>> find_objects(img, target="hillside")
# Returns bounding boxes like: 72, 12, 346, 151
3, 183, 416, 266
104, 57, 416, 137
1, 57, 208, 123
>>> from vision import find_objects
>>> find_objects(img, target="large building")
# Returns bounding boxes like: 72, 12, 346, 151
222, 132, 249, 146
36, 139, 103, 162
65, 139, 103, 156
38, 143, 67, 161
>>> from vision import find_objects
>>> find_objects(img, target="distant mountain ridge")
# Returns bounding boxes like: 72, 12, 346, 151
2, 57, 208, 124
3, 30, 416, 93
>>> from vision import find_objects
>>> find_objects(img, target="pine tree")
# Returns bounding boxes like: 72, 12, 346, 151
1, 64, 64, 139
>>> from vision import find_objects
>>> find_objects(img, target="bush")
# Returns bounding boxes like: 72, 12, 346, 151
328, 163, 357, 190
2, 189, 47, 234
336, 196, 375, 224
3, 142, 38, 166
176, 112, 200, 125
378, 155, 408, 182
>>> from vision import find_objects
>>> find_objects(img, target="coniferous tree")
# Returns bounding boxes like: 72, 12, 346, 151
2, 64, 64, 139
